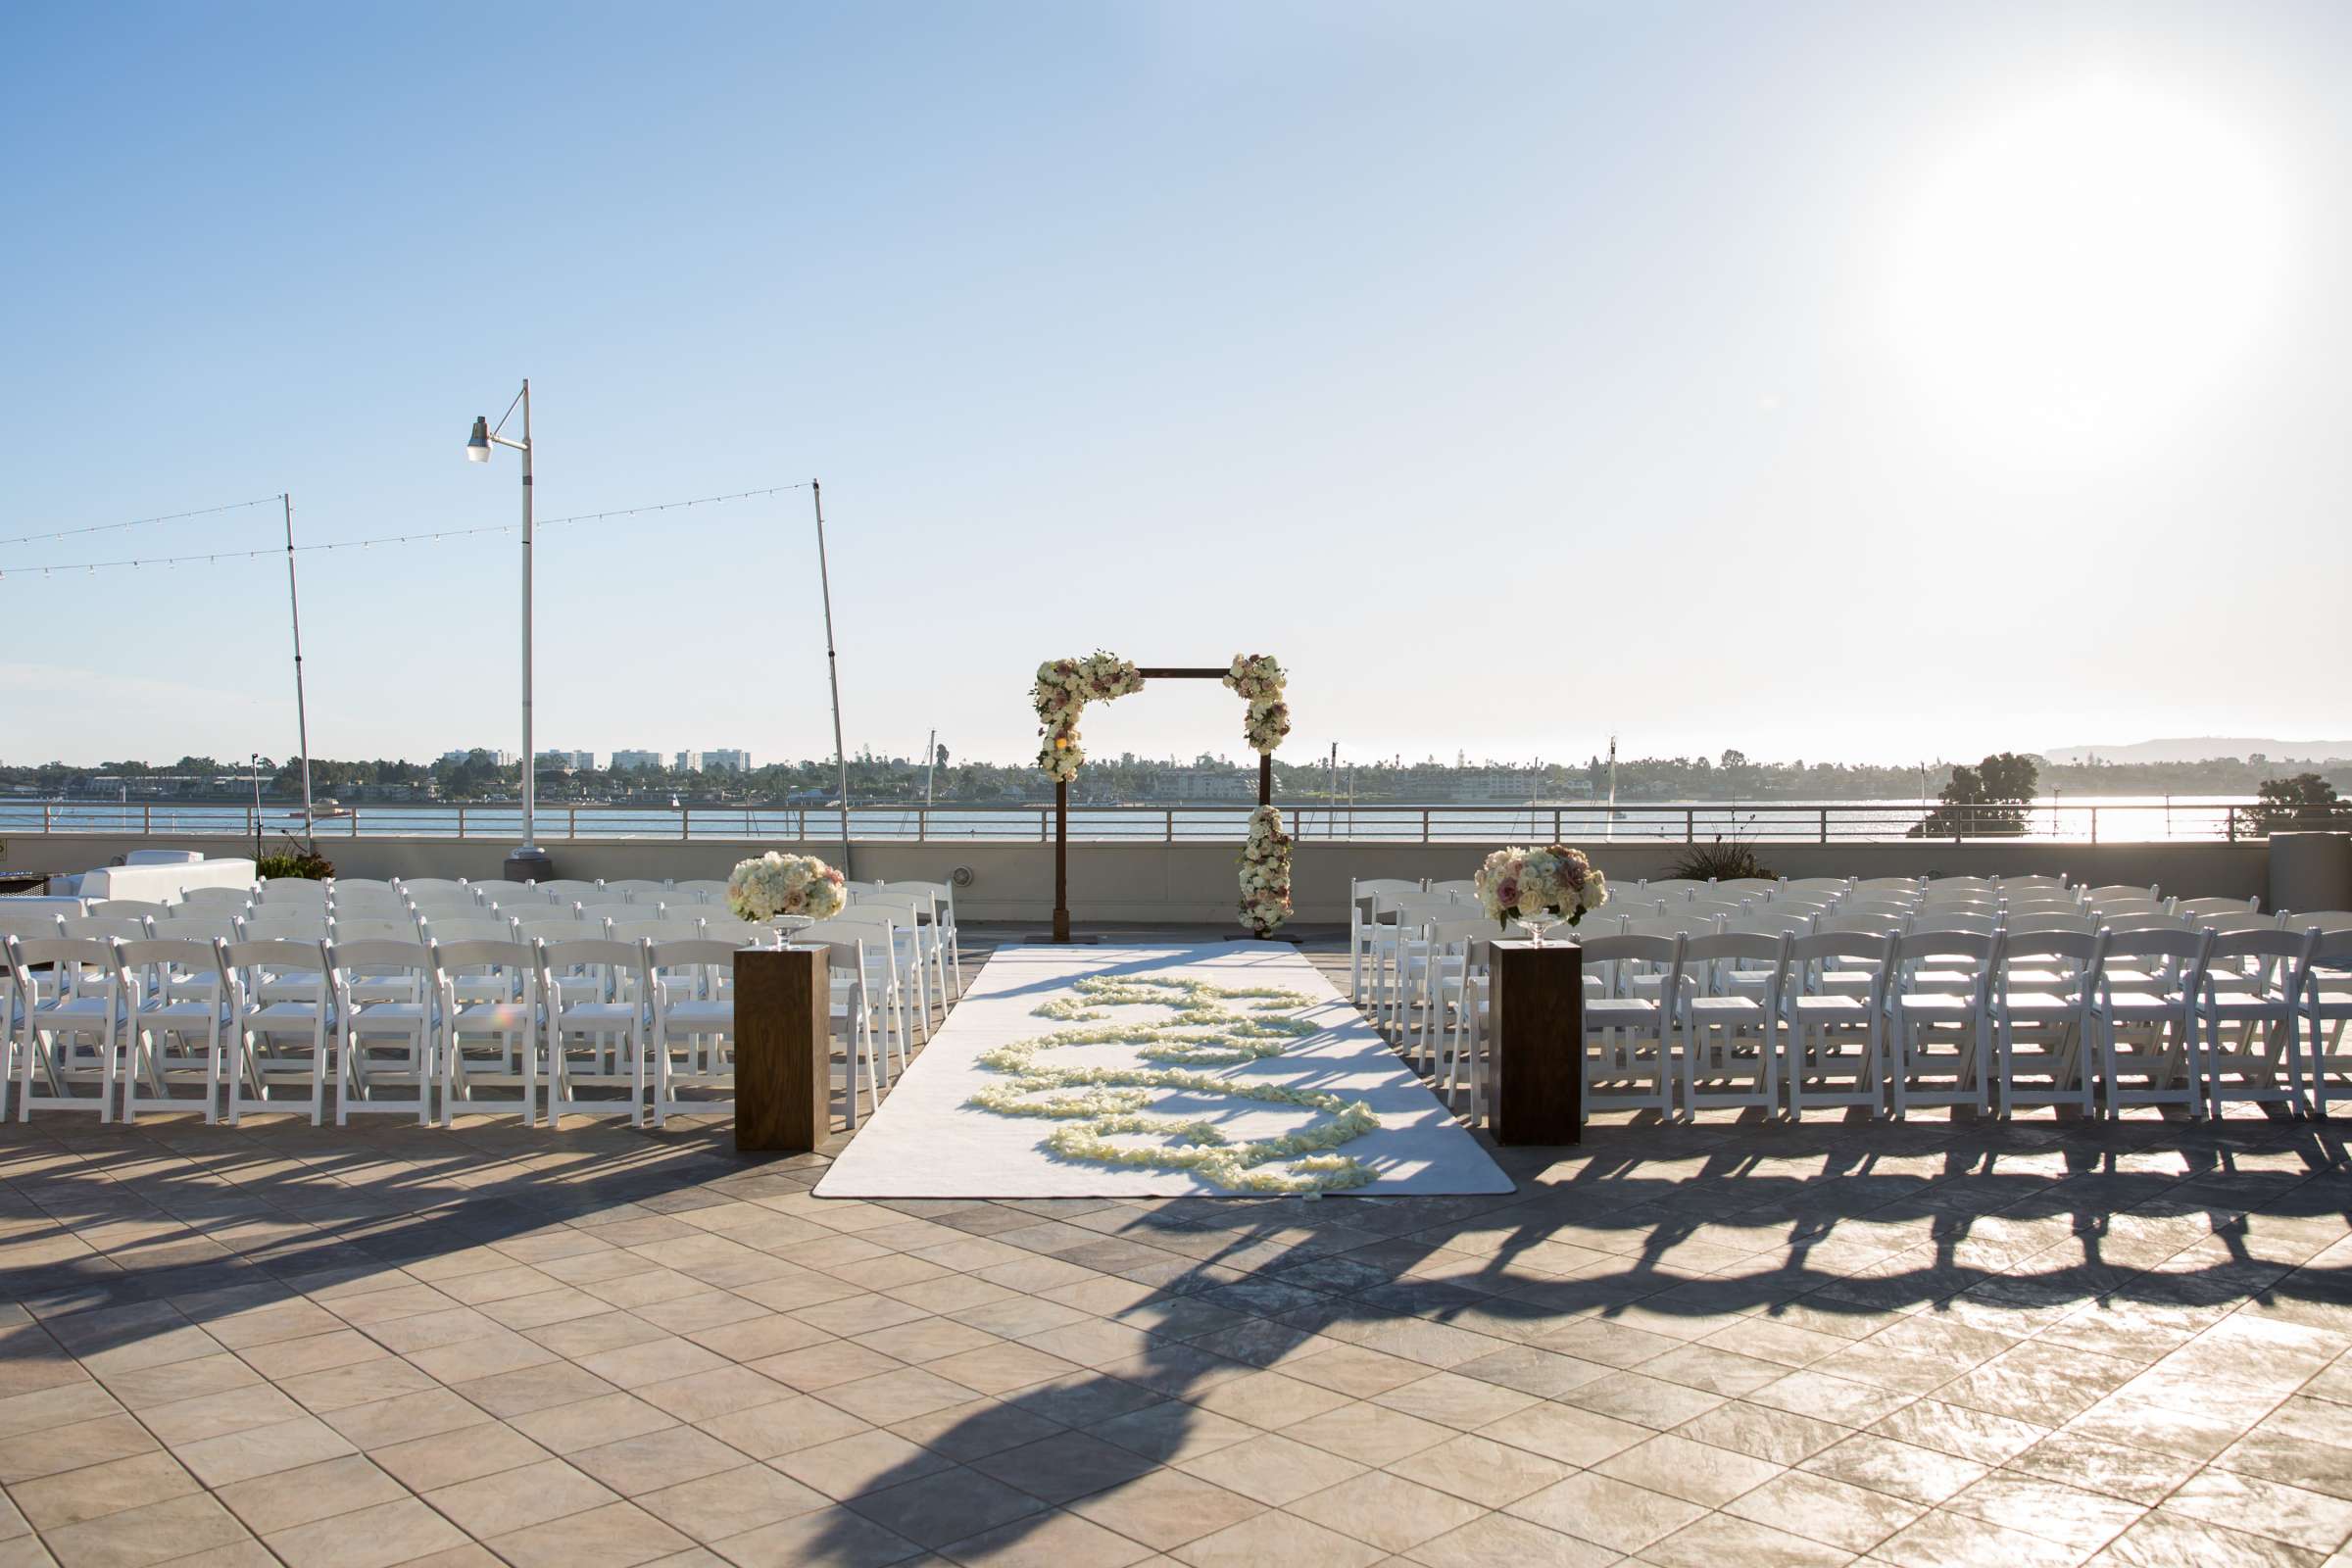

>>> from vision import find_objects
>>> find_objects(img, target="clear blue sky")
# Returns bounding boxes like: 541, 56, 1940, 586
4, 1, 2346, 771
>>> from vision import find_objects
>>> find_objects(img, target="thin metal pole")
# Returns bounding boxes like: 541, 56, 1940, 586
280, 494, 317, 849
250, 754, 263, 861
924, 728, 937, 809
518, 380, 537, 854
811, 481, 854, 877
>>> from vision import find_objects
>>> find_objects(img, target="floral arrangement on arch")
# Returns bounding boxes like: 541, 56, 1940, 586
1223, 654, 1291, 754
725, 851, 846, 922
1238, 805, 1294, 937
1032, 652, 1144, 784
1473, 844, 1607, 931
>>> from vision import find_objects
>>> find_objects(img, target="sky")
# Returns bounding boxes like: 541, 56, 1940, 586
3, 0, 2347, 772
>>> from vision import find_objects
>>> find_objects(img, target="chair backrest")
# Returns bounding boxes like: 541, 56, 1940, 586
87, 900, 172, 921
603, 880, 669, 899
1789, 929, 1898, 970
1720, 911, 1815, 939
1426, 879, 1481, 899
608, 918, 701, 945
8, 935, 119, 991
511, 916, 587, 944
1422, 914, 1491, 952
574, 904, 640, 925
1681, 931, 1790, 990
673, 880, 733, 902
2207, 927, 2317, 971
1681, 900, 1751, 920
1581, 933, 1686, 1002
1906, 911, 1998, 936
217, 938, 331, 992
419, 916, 515, 945
1819, 911, 1904, 937
180, 886, 257, 908
646, 940, 740, 993
1927, 876, 1998, 894
2175, 896, 2260, 919
2099, 925, 2212, 970
2003, 912, 2097, 936
0, 906, 69, 940
1640, 880, 1706, 902
398, 878, 472, 899
1836, 900, 1918, 923
407, 892, 487, 913
537, 937, 647, 992
657, 888, 710, 906
115, 937, 218, 978
538, 880, 602, 897
259, 878, 327, 902
60, 914, 151, 942
1998, 929, 2102, 990
150, 909, 243, 943
2306, 929, 2352, 969
1998, 874, 2072, 891
2087, 898, 2170, 920
2083, 883, 2159, 904
2194, 912, 2280, 936
332, 878, 397, 895
1850, 877, 1924, 896
2099, 913, 2190, 935
1624, 913, 1720, 939
325, 939, 433, 980
332, 917, 424, 943
1893, 928, 2001, 978
2281, 909, 2352, 932
466, 880, 530, 901
695, 918, 778, 947
1352, 878, 1421, 902
433, 939, 536, 990
1782, 878, 1852, 896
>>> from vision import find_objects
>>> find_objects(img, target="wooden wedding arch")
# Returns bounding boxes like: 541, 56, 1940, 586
1051, 666, 1272, 943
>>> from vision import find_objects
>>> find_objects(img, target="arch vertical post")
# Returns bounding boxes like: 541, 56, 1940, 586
1053, 780, 1070, 943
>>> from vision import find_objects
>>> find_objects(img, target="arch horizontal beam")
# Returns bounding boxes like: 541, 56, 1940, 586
1134, 667, 1229, 679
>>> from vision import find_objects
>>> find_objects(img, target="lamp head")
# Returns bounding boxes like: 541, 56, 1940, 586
466, 416, 492, 463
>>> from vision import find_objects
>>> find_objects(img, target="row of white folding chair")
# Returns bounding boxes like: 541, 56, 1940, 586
1427, 922, 2340, 1125
3, 933, 876, 1129
847, 888, 951, 1038
879, 879, 964, 994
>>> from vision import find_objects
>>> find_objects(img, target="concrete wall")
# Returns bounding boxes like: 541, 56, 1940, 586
1, 831, 2294, 920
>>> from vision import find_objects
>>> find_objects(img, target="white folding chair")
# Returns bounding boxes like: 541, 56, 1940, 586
327, 939, 436, 1123
1677, 931, 1790, 1117
1783, 931, 1894, 1119
1886, 930, 2001, 1117
1991, 931, 2102, 1118
114, 937, 228, 1121
6, 937, 122, 1119
2297, 928, 2352, 1117
2199, 928, 2318, 1118
885, 880, 963, 996
436, 939, 538, 1122
1580, 933, 1684, 1121
536, 938, 648, 1125
2090, 927, 2213, 1119
646, 939, 737, 1123
218, 938, 333, 1123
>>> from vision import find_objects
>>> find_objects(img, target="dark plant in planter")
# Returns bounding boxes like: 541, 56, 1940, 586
1667, 839, 1775, 882
256, 850, 335, 880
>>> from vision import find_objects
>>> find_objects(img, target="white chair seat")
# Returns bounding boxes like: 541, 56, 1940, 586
1588, 999, 1661, 1026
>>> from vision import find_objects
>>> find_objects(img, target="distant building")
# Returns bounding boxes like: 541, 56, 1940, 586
440, 748, 516, 766
674, 751, 703, 773
1458, 770, 1539, 801
704, 749, 752, 772
1144, 766, 1255, 801
610, 749, 663, 770
535, 749, 599, 773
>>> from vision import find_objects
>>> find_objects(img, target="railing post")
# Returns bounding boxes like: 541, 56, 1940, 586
682, 807, 692, 840
458, 805, 467, 839
143, 804, 152, 833
568, 807, 578, 839
43, 802, 52, 832
2090, 807, 2098, 847
1552, 808, 1562, 840
1685, 808, 1694, 843
2229, 807, 2238, 843
1165, 809, 1174, 843
1819, 808, 1829, 845
1421, 808, 1430, 844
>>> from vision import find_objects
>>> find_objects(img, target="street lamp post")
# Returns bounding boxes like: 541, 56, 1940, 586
465, 381, 553, 882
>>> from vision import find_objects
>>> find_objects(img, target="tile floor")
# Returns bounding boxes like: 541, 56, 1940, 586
1, 932, 2348, 1567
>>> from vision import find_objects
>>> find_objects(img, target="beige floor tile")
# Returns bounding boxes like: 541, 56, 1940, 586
705, 1503, 922, 1568
633, 1464, 830, 1542
1272, 1402, 1452, 1467
1408, 1511, 1618, 1568
175, 1413, 361, 1488
932, 1506, 1154, 1568
40, 1493, 250, 1568
140, 1384, 306, 1446
215, 1454, 408, 1534
580, 1340, 736, 1391
632, 1367, 793, 1424
9, 1452, 198, 1532
265, 1496, 467, 1568
1173, 1434, 1364, 1505
1166, 1508, 1382, 1568
484, 1501, 695, 1568
773, 1431, 956, 1500
748, 1344, 905, 1393
0, 1417, 159, 1485
92, 1354, 263, 1411
1063, 1472, 1264, 1551
1284, 1470, 1487, 1553
424, 1455, 620, 1537
1505, 1471, 1708, 1555
234, 1331, 390, 1381
370, 1420, 552, 1491
1725, 1467, 1927, 1552
1393, 1433, 1572, 1508
319, 1390, 490, 1451
571, 1427, 751, 1495
697, 1395, 871, 1460
1592, 1431, 1788, 1507
508, 1393, 681, 1455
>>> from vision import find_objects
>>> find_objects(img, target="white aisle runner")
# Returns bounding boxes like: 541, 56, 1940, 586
814, 942, 1514, 1199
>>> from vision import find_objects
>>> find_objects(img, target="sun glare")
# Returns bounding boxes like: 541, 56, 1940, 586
1882, 74, 2289, 458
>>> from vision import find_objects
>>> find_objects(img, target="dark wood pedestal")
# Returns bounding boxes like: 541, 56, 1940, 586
1491, 939, 1584, 1146
733, 947, 829, 1153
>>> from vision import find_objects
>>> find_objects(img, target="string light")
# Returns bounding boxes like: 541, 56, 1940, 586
0, 483, 812, 579
0, 495, 280, 549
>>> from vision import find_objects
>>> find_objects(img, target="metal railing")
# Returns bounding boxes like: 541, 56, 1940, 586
0, 797, 2310, 844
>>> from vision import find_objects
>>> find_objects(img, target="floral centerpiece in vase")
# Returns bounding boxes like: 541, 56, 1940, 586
1238, 805, 1294, 937
1473, 844, 1607, 945
725, 852, 847, 923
